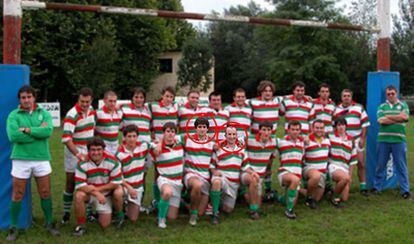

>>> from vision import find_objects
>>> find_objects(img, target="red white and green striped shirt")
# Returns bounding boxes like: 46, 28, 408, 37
149, 101, 179, 140
280, 95, 314, 135
244, 134, 277, 178
116, 142, 150, 190
183, 134, 215, 181
249, 97, 281, 134
203, 106, 229, 141
149, 139, 184, 183
304, 134, 330, 173
95, 105, 122, 145
75, 152, 122, 196
276, 135, 305, 178
62, 103, 96, 146
328, 132, 357, 171
211, 143, 248, 185
333, 102, 370, 139
121, 102, 152, 143
178, 103, 207, 135
224, 102, 252, 138
310, 98, 336, 133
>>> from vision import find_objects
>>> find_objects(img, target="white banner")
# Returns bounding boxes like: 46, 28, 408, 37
38, 102, 61, 127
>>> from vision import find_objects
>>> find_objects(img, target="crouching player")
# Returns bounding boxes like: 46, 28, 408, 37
210, 126, 248, 224
328, 117, 357, 207
149, 122, 184, 229
242, 121, 277, 219
276, 121, 304, 219
116, 125, 150, 222
183, 117, 215, 226
303, 120, 330, 209
73, 138, 124, 236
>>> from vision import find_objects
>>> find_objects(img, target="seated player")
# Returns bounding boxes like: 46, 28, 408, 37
276, 121, 304, 219
183, 117, 215, 226
242, 121, 277, 219
302, 120, 330, 209
73, 138, 123, 236
328, 117, 357, 207
149, 122, 184, 229
116, 125, 150, 222
210, 126, 248, 224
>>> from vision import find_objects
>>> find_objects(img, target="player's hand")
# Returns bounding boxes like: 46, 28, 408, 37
303, 136, 310, 145
40, 122, 48, 127
213, 171, 222, 177
358, 138, 365, 148
129, 189, 137, 199
96, 193, 106, 204
154, 142, 162, 156
76, 153, 87, 161
252, 172, 260, 181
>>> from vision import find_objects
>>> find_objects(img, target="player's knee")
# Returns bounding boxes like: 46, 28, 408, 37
192, 181, 202, 192
74, 191, 86, 204
291, 178, 300, 188
161, 188, 172, 199
12, 189, 25, 201
39, 188, 51, 199
212, 179, 222, 189
99, 218, 111, 229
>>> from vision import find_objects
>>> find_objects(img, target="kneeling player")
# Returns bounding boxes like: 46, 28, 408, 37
73, 138, 123, 236
116, 125, 150, 222
210, 126, 248, 224
183, 117, 215, 226
303, 120, 330, 209
328, 118, 357, 207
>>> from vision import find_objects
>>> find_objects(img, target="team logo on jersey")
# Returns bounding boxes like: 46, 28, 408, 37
38, 115, 43, 120
396, 105, 401, 110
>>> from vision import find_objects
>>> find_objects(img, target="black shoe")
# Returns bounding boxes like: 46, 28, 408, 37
370, 189, 380, 195
73, 225, 86, 237
46, 223, 60, 236
249, 211, 260, 220
263, 190, 278, 203
304, 196, 317, 209
360, 189, 369, 196
284, 209, 296, 220
61, 212, 70, 225
211, 213, 220, 225
114, 217, 124, 229
402, 192, 411, 200
6, 227, 18, 241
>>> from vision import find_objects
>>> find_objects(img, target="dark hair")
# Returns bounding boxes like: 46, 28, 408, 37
341, 89, 353, 97
187, 89, 200, 97
131, 87, 146, 100
291, 81, 306, 91
386, 85, 398, 93
233, 88, 246, 97
18, 85, 36, 99
104, 90, 117, 99
122, 124, 139, 137
209, 91, 222, 101
163, 122, 177, 133
194, 117, 209, 129
287, 120, 302, 129
87, 137, 106, 150
162, 86, 176, 97
334, 117, 347, 127
319, 83, 330, 91
257, 80, 275, 96
312, 119, 325, 127
78, 87, 93, 98
258, 121, 273, 130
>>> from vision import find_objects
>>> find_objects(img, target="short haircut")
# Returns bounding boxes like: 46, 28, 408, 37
312, 119, 325, 127
104, 90, 117, 99
87, 137, 106, 150
187, 89, 200, 97
386, 85, 398, 93
291, 81, 306, 91
334, 117, 347, 127
233, 88, 246, 97
122, 124, 139, 137
208, 91, 222, 101
131, 87, 146, 100
162, 86, 176, 97
257, 80, 275, 96
163, 122, 177, 133
341, 89, 353, 96
319, 83, 330, 91
194, 117, 209, 129
18, 85, 36, 98
78, 87, 93, 98
225, 126, 237, 134
258, 121, 273, 130
287, 120, 302, 129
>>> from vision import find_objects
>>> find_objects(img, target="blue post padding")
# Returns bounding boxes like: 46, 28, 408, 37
0, 65, 32, 230
366, 72, 400, 190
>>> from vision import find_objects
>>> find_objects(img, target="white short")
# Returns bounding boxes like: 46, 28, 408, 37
328, 164, 349, 179
89, 195, 113, 214
277, 171, 301, 190
104, 141, 119, 156
11, 160, 52, 179
157, 176, 183, 208
123, 187, 144, 206
183, 173, 210, 196
302, 167, 327, 188
64, 146, 87, 173
241, 172, 263, 196
211, 176, 239, 209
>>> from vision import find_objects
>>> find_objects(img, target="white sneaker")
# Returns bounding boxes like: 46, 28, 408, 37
158, 218, 167, 229
189, 214, 197, 226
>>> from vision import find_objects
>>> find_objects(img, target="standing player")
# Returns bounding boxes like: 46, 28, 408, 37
225, 88, 252, 140
182, 117, 215, 226
121, 87, 152, 143
328, 118, 357, 207
333, 89, 370, 195
61, 87, 96, 224
6, 85, 60, 241
276, 121, 305, 219
95, 90, 123, 155
280, 81, 314, 135
204, 91, 229, 141
303, 120, 330, 209
310, 83, 336, 134
210, 126, 248, 224
149, 122, 184, 229
73, 138, 123, 236
178, 90, 205, 135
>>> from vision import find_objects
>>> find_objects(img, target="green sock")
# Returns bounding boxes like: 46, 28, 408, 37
360, 182, 367, 190
86, 203, 93, 217
157, 199, 170, 219
153, 183, 160, 202
286, 189, 297, 211
116, 210, 125, 219
264, 177, 272, 191
278, 195, 286, 206
334, 193, 341, 200
10, 201, 22, 227
249, 204, 259, 212
40, 198, 53, 225
210, 191, 221, 214
190, 209, 198, 216
63, 191, 73, 214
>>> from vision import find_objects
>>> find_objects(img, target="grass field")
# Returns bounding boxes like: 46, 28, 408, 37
2, 121, 414, 243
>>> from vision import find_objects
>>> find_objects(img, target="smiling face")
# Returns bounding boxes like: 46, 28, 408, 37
124, 131, 138, 148
341, 91, 352, 106
261, 86, 274, 101
225, 127, 237, 145
19, 91, 35, 111
259, 126, 272, 141
293, 86, 305, 101
132, 92, 145, 108
187, 92, 200, 108
104, 95, 117, 112
89, 145, 104, 163
336, 123, 347, 135
386, 88, 398, 104
78, 95, 92, 113
161, 91, 175, 106
318, 87, 330, 101
234, 91, 246, 107
288, 125, 301, 140
163, 127, 176, 144
312, 121, 325, 138
209, 95, 222, 110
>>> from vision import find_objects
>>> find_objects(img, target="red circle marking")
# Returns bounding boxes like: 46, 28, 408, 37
185, 112, 218, 145
216, 121, 249, 153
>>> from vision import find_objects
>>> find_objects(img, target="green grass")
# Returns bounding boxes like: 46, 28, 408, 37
3, 120, 414, 243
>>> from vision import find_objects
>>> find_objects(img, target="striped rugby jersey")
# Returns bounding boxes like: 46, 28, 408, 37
149, 100, 179, 141
280, 95, 314, 135
304, 134, 330, 173
276, 135, 305, 178
183, 134, 215, 181
310, 98, 336, 133
249, 97, 281, 134
149, 139, 184, 183
203, 106, 229, 141
74, 152, 122, 196
120, 102, 152, 143
328, 132, 357, 171
116, 142, 150, 190
62, 103, 96, 146
333, 102, 370, 139
178, 103, 207, 135
224, 102, 252, 138
244, 134, 277, 178
95, 105, 122, 146
377, 100, 410, 143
